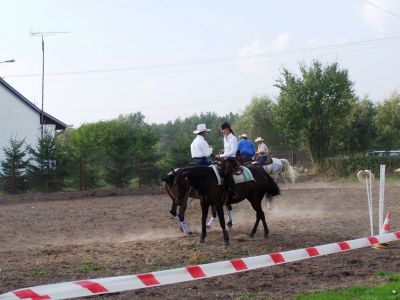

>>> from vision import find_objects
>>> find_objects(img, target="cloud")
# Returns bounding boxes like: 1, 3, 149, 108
237, 32, 290, 58
362, 0, 400, 33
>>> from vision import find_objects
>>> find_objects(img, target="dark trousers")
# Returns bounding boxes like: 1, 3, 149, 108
221, 158, 235, 192
192, 157, 211, 166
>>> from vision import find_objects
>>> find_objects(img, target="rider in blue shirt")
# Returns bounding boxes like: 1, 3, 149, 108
236, 134, 255, 163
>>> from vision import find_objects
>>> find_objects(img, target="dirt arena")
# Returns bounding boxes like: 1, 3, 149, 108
1, 178, 399, 299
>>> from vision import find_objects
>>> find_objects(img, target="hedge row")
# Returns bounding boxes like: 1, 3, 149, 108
317, 154, 400, 177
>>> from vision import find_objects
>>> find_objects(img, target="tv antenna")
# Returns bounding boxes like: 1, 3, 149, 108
31, 31, 70, 137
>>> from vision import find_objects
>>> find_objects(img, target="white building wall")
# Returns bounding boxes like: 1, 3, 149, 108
0, 84, 42, 163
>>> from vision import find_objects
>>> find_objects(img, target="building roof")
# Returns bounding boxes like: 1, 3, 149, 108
0, 77, 67, 130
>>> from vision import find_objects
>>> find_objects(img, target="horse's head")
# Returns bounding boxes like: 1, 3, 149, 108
173, 168, 191, 206
161, 169, 176, 185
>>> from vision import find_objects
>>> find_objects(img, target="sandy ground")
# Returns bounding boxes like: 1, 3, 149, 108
0, 178, 399, 299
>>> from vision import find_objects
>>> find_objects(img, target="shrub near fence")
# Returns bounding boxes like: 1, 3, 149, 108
318, 154, 400, 177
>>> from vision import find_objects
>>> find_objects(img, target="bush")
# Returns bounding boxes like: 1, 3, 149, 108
317, 154, 400, 178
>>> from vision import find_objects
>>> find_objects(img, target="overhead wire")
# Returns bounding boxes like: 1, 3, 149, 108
361, 0, 400, 19
4, 35, 400, 79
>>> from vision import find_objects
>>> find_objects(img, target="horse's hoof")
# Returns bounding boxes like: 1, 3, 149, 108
227, 221, 233, 229
198, 238, 205, 244
264, 234, 269, 240
249, 233, 255, 238
169, 211, 177, 218
224, 241, 230, 246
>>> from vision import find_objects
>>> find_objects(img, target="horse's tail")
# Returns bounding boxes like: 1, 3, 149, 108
280, 159, 296, 184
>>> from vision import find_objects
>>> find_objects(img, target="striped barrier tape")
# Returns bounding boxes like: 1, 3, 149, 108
1, 232, 399, 300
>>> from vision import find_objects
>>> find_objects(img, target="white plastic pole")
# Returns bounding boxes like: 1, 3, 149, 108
379, 165, 385, 233
365, 173, 373, 236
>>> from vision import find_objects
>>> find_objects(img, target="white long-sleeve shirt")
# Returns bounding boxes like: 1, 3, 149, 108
257, 143, 269, 156
220, 133, 237, 158
191, 135, 213, 158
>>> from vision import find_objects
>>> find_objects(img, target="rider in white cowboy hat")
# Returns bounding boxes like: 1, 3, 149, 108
190, 124, 213, 166
255, 137, 271, 165
237, 133, 255, 163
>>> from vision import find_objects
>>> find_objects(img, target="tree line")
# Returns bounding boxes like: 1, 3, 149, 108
1, 60, 400, 194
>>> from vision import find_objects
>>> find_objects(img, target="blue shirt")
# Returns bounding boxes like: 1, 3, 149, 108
237, 139, 255, 156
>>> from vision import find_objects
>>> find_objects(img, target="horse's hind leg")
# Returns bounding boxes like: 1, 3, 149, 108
226, 203, 233, 229
216, 203, 229, 246
280, 173, 289, 190
249, 197, 269, 239
265, 194, 273, 210
207, 205, 217, 228
250, 214, 261, 238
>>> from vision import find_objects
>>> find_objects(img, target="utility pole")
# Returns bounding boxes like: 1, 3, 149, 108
31, 31, 69, 138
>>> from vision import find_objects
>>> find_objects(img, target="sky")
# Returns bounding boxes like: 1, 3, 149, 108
1, 0, 400, 127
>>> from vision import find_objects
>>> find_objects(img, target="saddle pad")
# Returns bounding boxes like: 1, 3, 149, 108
211, 165, 255, 186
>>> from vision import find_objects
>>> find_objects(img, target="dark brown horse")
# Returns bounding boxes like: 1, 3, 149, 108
173, 165, 280, 245
163, 171, 233, 235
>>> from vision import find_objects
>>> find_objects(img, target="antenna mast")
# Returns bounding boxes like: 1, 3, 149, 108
31, 31, 70, 137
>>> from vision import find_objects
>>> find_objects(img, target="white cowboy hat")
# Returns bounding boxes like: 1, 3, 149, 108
240, 133, 248, 139
356, 170, 374, 183
193, 123, 211, 134
255, 137, 264, 142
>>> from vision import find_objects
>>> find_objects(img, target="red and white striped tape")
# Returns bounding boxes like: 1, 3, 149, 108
1, 232, 399, 300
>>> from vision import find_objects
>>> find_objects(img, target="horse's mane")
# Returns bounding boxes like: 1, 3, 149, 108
181, 165, 215, 194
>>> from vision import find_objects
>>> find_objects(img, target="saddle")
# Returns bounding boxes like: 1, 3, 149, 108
264, 157, 273, 165
211, 164, 254, 186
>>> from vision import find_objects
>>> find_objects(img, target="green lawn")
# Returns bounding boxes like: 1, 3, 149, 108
297, 273, 400, 299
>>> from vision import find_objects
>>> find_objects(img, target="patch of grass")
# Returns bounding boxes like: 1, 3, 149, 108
186, 248, 211, 265
79, 260, 105, 273
222, 251, 237, 260
32, 266, 47, 277
296, 273, 400, 299
185, 244, 200, 251
32, 250, 43, 257
146, 264, 161, 272
375, 270, 387, 278
389, 274, 400, 282
235, 290, 254, 299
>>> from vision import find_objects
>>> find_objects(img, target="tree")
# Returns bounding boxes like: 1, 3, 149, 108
274, 60, 356, 163
27, 131, 66, 192
234, 96, 286, 152
63, 123, 107, 190
374, 92, 400, 149
333, 97, 376, 152
103, 121, 136, 189
0, 137, 30, 194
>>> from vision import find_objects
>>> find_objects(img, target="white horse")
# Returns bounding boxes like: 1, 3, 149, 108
263, 158, 296, 209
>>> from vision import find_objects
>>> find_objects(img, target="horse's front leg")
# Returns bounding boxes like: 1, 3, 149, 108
215, 202, 229, 246
170, 201, 177, 218
198, 201, 209, 244
176, 193, 192, 235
